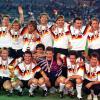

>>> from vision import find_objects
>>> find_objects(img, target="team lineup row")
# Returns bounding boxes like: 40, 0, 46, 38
0, 44, 100, 100
0, 10, 100, 58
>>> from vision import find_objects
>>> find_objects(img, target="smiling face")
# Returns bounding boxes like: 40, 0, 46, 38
36, 47, 44, 54
91, 20, 99, 30
1, 49, 9, 60
28, 24, 35, 33
2, 16, 10, 27
56, 17, 64, 28
12, 22, 20, 31
46, 50, 53, 61
24, 53, 32, 64
90, 56, 98, 67
74, 20, 83, 29
40, 15, 48, 25
69, 55, 76, 65
27, 21, 37, 34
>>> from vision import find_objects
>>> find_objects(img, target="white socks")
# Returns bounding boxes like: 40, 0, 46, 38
15, 85, 22, 92
9, 88, 13, 93
59, 83, 65, 92
76, 83, 82, 98
39, 84, 47, 91
93, 94, 98, 100
29, 84, 37, 94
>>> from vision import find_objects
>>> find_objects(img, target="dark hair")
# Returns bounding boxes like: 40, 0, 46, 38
69, 51, 77, 58
78, 56, 85, 62
46, 46, 54, 53
56, 15, 64, 22
24, 50, 32, 57
1, 47, 9, 55
36, 43, 45, 51
28, 20, 37, 30
90, 52, 99, 60
73, 17, 82, 23
1, 47, 9, 52
2, 15, 10, 19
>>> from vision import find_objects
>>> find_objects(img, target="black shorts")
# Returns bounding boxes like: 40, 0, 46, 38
0, 77, 10, 87
9, 48, 23, 58
69, 79, 76, 89
69, 50, 84, 57
53, 48, 68, 60
83, 79, 100, 94
48, 72, 57, 87
21, 80, 29, 88
34, 72, 43, 79
83, 79, 91, 86
88, 48, 100, 59
56, 66, 67, 78
61, 66, 67, 78
34, 71, 57, 87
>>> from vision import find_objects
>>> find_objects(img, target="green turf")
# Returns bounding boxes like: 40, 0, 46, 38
0, 94, 100, 100
0, 89, 99, 100
0, 89, 81, 100
0, 94, 78, 100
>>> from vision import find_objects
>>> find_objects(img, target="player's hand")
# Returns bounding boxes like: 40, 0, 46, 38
18, 5, 23, 15
44, 77, 49, 82
51, 23, 57, 31
65, 78, 70, 83
57, 59, 63, 66
86, 82, 93, 89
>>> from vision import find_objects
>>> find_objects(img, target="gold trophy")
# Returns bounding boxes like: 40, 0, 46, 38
3, 65, 23, 90
9, 65, 23, 88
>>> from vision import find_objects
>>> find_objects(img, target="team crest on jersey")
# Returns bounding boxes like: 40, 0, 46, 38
87, 34, 99, 42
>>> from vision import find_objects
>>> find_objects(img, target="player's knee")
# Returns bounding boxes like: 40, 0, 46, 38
28, 78, 38, 86
3, 80, 12, 90
18, 80, 23, 87
31, 78, 38, 85
58, 76, 65, 83
38, 78, 45, 85
65, 81, 73, 89
76, 78, 82, 84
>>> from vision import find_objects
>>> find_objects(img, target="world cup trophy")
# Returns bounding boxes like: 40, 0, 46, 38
3, 65, 23, 91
